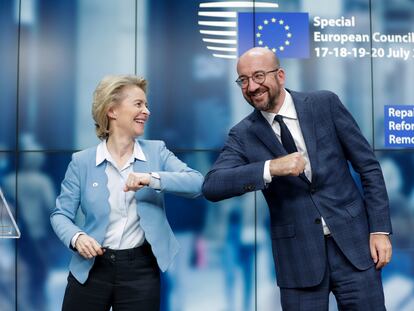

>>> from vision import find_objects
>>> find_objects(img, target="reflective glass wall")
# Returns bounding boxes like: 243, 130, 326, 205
1, 1, 414, 310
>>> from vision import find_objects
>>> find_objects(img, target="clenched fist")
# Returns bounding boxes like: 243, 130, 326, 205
269, 152, 306, 177
124, 172, 151, 192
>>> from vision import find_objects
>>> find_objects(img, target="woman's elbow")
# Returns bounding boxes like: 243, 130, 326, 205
176, 171, 204, 198
190, 172, 204, 198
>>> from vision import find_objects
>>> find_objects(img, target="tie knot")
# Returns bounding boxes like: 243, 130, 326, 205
274, 115, 284, 123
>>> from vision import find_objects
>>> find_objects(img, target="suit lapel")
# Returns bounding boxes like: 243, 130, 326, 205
290, 91, 318, 185
250, 109, 287, 157
133, 143, 151, 201
89, 148, 111, 241
132, 157, 150, 173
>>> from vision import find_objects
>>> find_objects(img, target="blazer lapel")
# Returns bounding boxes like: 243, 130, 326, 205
89, 148, 111, 243
132, 148, 151, 202
250, 109, 287, 157
290, 91, 318, 185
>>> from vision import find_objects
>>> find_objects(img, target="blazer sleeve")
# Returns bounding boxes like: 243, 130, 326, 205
155, 141, 203, 199
202, 127, 266, 202
329, 93, 392, 233
50, 154, 83, 249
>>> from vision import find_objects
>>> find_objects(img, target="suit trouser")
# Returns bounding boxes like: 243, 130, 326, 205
62, 242, 160, 311
280, 236, 386, 311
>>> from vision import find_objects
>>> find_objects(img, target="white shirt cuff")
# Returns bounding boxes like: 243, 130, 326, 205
71, 232, 85, 248
263, 160, 272, 184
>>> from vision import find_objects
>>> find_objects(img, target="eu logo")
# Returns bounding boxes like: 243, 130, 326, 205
238, 12, 310, 58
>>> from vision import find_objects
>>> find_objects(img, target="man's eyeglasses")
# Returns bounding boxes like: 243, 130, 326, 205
235, 68, 280, 88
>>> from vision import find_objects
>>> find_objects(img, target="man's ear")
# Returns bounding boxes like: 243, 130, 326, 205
276, 68, 286, 84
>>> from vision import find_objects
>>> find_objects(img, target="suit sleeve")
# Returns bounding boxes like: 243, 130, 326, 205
155, 142, 203, 198
202, 128, 266, 202
50, 154, 83, 249
330, 93, 392, 233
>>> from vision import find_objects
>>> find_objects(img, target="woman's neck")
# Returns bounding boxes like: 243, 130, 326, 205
106, 135, 135, 168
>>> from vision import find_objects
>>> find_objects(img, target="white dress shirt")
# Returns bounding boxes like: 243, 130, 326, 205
261, 90, 331, 235
71, 140, 161, 249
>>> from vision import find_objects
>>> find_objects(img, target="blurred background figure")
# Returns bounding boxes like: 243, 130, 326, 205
202, 194, 257, 311
2, 133, 58, 311
222, 204, 255, 311
0, 147, 16, 311
0, 239, 15, 311
163, 189, 207, 311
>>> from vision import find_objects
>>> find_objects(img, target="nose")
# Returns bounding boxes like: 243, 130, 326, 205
247, 78, 260, 93
143, 106, 150, 116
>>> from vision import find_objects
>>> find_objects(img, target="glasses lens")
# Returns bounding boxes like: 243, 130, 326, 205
236, 77, 248, 88
252, 72, 266, 84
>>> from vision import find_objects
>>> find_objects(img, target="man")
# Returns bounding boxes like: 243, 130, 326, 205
202, 47, 392, 310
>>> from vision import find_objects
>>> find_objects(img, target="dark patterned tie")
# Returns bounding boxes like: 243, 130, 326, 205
274, 115, 297, 154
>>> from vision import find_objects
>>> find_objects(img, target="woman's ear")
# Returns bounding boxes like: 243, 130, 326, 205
107, 107, 117, 120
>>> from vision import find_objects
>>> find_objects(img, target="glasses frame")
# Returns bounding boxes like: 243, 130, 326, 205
235, 68, 280, 88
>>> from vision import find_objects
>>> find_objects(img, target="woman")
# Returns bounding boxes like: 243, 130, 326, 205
51, 75, 203, 311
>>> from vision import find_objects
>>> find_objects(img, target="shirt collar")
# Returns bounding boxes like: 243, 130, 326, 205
96, 139, 147, 166
260, 89, 297, 126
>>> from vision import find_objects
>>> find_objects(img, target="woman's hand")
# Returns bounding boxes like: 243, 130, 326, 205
124, 172, 151, 192
75, 234, 105, 259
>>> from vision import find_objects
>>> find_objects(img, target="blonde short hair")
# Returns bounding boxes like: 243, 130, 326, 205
92, 75, 147, 140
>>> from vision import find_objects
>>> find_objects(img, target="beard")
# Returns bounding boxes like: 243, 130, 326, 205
245, 85, 282, 112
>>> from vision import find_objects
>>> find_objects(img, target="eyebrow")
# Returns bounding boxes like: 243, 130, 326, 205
134, 100, 149, 107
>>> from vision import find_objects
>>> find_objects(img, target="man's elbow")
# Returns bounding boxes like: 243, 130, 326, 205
202, 179, 222, 202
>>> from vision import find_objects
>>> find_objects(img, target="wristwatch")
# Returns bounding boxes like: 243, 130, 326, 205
149, 172, 161, 189
149, 172, 160, 180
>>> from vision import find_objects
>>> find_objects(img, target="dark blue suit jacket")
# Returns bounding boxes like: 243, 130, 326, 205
202, 90, 392, 288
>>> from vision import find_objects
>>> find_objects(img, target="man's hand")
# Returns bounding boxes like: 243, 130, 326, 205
269, 152, 306, 177
75, 234, 104, 259
370, 234, 392, 269
124, 172, 151, 192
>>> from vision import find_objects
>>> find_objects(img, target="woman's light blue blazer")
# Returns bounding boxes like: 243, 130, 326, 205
51, 139, 203, 284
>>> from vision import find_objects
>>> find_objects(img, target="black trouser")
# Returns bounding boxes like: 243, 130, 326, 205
62, 242, 160, 311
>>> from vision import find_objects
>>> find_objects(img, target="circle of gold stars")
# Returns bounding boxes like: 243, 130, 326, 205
256, 17, 292, 53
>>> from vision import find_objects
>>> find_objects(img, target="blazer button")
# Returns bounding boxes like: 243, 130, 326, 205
244, 185, 255, 191
314, 218, 321, 224
310, 187, 317, 194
